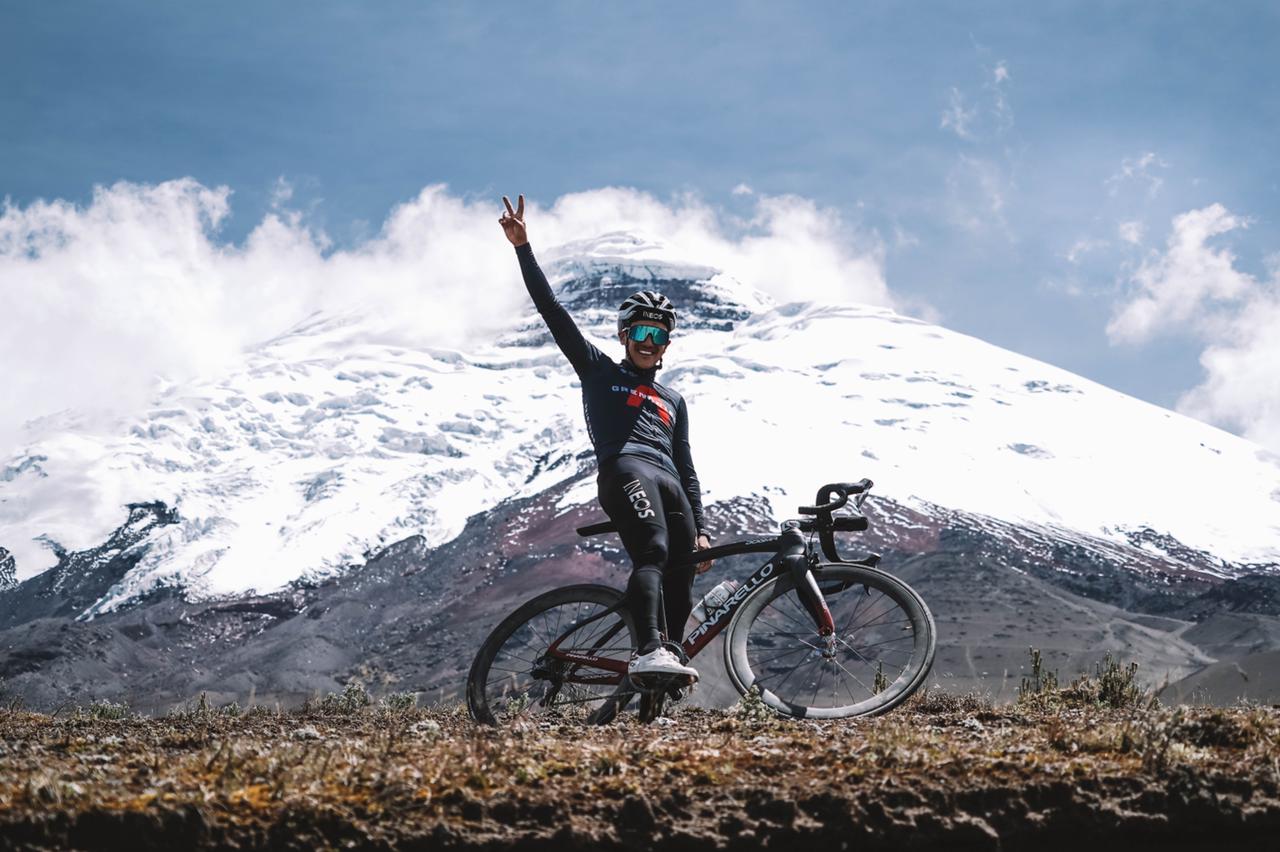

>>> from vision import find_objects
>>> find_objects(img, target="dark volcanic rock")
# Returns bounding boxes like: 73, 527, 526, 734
0, 501, 179, 631
1172, 573, 1280, 619
0, 547, 15, 591
0, 471, 1277, 710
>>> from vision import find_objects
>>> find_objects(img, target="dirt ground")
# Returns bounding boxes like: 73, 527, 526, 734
0, 691, 1277, 851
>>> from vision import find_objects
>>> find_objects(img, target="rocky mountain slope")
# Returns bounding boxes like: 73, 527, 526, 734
1, 464, 1278, 712
1, 234, 1278, 709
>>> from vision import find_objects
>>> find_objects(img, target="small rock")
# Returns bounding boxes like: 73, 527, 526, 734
411, 719, 442, 738
618, 794, 656, 832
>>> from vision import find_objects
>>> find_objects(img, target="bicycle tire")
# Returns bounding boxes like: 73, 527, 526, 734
467, 584, 639, 725
723, 564, 935, 719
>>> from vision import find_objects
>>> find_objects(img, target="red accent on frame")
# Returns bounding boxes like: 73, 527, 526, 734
816, 601, 835, 636
547, 650, 629, 676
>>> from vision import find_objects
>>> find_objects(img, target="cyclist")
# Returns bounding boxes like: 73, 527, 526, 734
499, 193, 713, 683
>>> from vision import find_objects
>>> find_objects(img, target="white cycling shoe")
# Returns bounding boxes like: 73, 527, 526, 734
628, 646, 699, 682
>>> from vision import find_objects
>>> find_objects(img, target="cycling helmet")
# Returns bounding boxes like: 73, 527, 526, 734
617, 290, 677, 333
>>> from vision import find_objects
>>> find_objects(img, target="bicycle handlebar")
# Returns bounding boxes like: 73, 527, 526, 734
797, 479, 873, 515
795, 479, 875, 563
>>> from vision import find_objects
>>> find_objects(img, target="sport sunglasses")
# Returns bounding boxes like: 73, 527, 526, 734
626, 325, 671, 346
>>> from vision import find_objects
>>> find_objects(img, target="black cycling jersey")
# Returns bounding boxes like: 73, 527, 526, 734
516, 242, 706, 535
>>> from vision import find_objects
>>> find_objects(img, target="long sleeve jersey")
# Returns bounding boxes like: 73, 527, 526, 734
516, 242, 706, 534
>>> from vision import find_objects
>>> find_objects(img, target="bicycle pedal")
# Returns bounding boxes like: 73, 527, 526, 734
627, 672, 664, 692
666, 681, 692, 702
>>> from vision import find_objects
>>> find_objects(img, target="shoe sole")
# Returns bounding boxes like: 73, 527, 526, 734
628, 670, 699, 686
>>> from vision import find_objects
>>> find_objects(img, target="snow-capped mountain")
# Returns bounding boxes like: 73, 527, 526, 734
1, 233, 1278, 622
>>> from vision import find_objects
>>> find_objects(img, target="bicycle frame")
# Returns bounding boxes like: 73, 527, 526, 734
545, 528, 833, 681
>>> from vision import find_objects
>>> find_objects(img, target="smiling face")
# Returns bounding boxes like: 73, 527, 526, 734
619, 323, 670, 370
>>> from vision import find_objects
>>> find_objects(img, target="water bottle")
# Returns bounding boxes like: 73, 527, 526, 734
692, 579, 740, 623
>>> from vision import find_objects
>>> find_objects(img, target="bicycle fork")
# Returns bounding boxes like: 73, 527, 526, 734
777, 525, 835, 638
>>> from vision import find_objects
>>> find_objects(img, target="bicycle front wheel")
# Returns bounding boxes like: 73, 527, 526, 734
723, 564, 935, 719
467, 584, 639, 725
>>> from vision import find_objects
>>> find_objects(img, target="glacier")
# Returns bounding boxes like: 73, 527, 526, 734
2, 236, 1278, 617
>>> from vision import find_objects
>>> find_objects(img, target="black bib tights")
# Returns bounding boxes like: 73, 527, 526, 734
597, 454, 697, 655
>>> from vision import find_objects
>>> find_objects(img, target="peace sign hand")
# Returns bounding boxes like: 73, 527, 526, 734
499, 194, 528, 247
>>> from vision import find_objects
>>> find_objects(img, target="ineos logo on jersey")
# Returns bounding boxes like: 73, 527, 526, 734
622, 478, 657, 519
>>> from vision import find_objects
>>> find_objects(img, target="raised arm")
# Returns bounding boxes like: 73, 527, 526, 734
500, 194, 604, 377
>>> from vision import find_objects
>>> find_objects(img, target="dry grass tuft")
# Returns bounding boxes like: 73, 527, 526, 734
0, 690, 1276, 848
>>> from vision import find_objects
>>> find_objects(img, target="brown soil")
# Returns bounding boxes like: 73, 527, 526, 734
1, 695, 1277, 851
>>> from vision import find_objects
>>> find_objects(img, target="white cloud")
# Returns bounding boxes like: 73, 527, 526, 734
892, 223, 920, 250
1117, 220, 1145, 245
1107, 204, 1280, 450
946, 154, 1013, 236
1041, 277, 1085, 298
530, 186, 890, 307
940, 56, 1016, 234
731, 183, 754, 196
1106, 152, 1169, 198
941, 58, 1013, 140
1065, 237, 1108, 264
1178, 289, 1280, 451
988, 61, 1013, 133
269, 176, 294, 208
1107, 204, 1252, 343
940, 87, 976, 139
0, 179, 892, 457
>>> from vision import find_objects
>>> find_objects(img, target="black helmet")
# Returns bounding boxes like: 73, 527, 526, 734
617, 290, 677, 333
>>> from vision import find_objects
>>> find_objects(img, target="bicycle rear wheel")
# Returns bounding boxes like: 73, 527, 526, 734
467, 584, 639, 725
723, 564, 935, 719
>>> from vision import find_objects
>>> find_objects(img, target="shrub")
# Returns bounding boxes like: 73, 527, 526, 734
906, 687, 993, 715
84, 699, 130, 721
733, 684, 773, 723
379, 691, 418, 713
1017, 647, 1059, 704
1017, 648, 1150, 711
312, 682, 373, 715
169, 692, 247, 721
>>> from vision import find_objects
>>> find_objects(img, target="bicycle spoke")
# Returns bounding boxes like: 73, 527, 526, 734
852, 634, 916, 653
486, 665, 535, 675
810, 657, 827, 709
751, 645, 811, 668
554, 600, 569, 644
470, 587, 644, 726
828, 655, 874, 697
846, 603, 907, 633
761, 594, 820, 635
838, 664, 862, 705
837, 586, 871, 638
724, 563, 936, 720
836, 626, 913, 661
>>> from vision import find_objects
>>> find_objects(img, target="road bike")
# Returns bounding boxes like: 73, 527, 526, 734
466, 480, 936, 724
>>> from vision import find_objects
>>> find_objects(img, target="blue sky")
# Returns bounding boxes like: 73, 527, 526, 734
4, 1, 1280, 440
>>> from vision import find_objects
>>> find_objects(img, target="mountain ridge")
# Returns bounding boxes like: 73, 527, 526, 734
0, 236, 1277, 659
